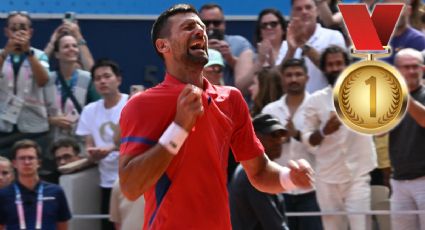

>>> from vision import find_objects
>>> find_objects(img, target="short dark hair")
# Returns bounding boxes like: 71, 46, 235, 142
199, 3, 223, 14
279, 58, 308, 74
6, 11, 32, 27
254, 8, 287, 46
91, 58, 122, 78
50, 137, 80, 157
11, 139, 42, 160
291, 0, 317, 6
319, 45, 350, 72
151, 4, 198, 59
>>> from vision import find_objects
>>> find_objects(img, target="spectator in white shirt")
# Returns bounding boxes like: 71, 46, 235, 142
302, 46, 377, 230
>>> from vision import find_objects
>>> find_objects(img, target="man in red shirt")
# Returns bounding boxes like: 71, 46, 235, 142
119, 4, 314, 230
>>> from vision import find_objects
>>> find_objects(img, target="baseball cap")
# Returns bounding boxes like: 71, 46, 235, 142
252, 113, 287, 135
205, 49, 225, 68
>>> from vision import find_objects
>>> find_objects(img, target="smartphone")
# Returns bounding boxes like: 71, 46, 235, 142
63, 12, 76, 23
207, 29, 224, 40
19, 23, 27, 31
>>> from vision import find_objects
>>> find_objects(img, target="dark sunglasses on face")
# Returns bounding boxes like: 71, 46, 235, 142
203, 20, 223, 27
260, 21, 279, 29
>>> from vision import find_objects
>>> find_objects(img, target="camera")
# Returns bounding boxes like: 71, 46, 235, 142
19, 23, 26, 31
207, 29, 224, 40
63, 12, 76, 23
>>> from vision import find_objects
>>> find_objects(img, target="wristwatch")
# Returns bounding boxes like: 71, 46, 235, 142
25, 49, 34, 57
78, 39, 87, 46
301, 44, 312, 56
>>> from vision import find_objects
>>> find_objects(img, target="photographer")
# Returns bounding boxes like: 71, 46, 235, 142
44, 12, 94, 71
0, 11, 50, 159
44, 32, 99, 142
199, 4, 255, 95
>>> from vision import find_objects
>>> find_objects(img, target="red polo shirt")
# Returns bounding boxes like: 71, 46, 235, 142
120, 73, 264, 230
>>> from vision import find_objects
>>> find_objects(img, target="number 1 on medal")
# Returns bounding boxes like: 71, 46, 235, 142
365, 76, 376, 117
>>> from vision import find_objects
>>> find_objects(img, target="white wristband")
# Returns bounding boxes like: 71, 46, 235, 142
279, 167, 297, 191
158, 122, 189, 155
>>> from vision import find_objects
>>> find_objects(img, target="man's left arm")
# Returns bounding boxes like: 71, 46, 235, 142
408, 97, 425, 127
241, 154, 313, 194
27, 54, 49, 87
17, 29, 49, 86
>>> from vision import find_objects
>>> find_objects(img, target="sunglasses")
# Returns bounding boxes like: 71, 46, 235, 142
8, 11, 29, 17
260, 21, 279, 30
203, 20, 223, 27
7, 11, 31, 28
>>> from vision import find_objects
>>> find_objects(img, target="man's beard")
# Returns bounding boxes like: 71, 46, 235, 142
181, 49, 208, 67
287, 82, 304, 95
326, 71, 341, 86
188, 51, 208, 66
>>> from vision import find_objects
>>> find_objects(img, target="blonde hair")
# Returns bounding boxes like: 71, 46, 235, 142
0, 156, 13, 170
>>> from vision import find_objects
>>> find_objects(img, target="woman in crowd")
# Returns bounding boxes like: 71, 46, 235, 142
239, 8, 287, 96
249, 67, 283, 116
44, 19, 94, 71
45, 33, 100, 140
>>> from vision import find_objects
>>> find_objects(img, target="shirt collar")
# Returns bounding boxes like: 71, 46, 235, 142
163, 72, 218, 96
308, 23, 322, 44
17, 180, 42, 193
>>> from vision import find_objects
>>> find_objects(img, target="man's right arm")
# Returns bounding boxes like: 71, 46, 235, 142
0, 37, 17, 71
119, 145, 174, 201
119, 84, 203, 201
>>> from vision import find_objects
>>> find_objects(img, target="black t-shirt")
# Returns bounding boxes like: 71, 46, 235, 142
389, 85, 425, 180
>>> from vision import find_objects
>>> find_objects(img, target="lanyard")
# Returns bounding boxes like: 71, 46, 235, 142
14, 183, 44, 230
4, 55, 32, 95
56, 70, 78, 112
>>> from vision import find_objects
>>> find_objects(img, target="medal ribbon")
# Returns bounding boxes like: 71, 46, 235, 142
338, 4, 403, 51
14, 183, 44, 230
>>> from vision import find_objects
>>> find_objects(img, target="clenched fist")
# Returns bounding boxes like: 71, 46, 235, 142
174, 84, 204, 131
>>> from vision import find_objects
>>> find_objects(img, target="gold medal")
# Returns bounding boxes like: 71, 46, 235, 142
333, 49, 409, 134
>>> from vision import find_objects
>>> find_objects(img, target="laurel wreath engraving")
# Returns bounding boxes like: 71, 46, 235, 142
377, 72, 400, 124
341, 73, 364, 124
341, 71, 400, 126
